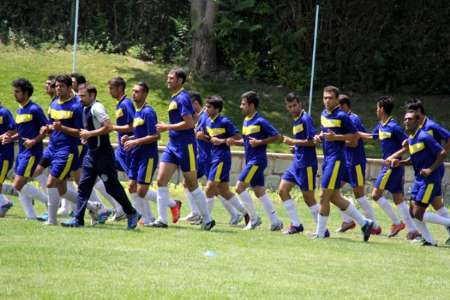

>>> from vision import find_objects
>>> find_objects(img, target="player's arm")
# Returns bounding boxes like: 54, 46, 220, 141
53, 121, 80, 137
113, 123, 133, 134
249, 134, 282, 147
323, 131, 357, 143
419, 137, 448, 177
396, 157, 412, 167
282, 135, 315, 147
157, 114, 195, 132
358, 131, 375, 141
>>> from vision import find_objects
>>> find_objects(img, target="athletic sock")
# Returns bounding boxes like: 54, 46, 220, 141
35, 174, 47, 190
206, 197, 215, 214
219, 195, 238, 217
339, 207, 354, 223
436, 207, 450, 218
283, 199, 301, 227
132, 194, 153, 224
377, 196, 401, 225
21, 183, 48, 205
308, 204, 319, 224
2, 183, 17, 196
191, 187, 212, 223
185, 188, 199, 215
423, 211, 450, 226
18, 190, 36, 219
0, 194, 9, 206
238, 190, 257, 219
396, 202, 417, 231
357, 196, 377, 224
227, 195, 247, 215
156, 187, 170, 224
413, 218, 436, 244
259, 193, 280, 224
94, 180, 122, 212
47, 188, 60, 224
343, 202, 367, 227
145, 189, 157, 203
316, 214, 328, 236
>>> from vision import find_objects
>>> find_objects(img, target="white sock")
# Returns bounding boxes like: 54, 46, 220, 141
436, 207, 450, 218
0, 194, 8, 206
259, 193, 280, 224
145, 189, 157, 203
141, 198, 154, 222
206, 197, 215, 214
21, 183, 48, 205
344, 202, 367, 227
219, 195, 238, 217
157, 187, 170, 224
2, 183, 16, 196
396, 202, 417, 231
238, 190, 257, 219
316, 214, 328, 236
423, 211, 450, 226
35, 173, 47, 190
94, 180, 122, 212
283, 199, 301, 227
339, 208, 354, 223
132, 194, 153, 223
185, 188, 199, 215
191, 187, 211, 223
18, 191, 36, 219
357, 196, 377, 224
377, 196, 400, 225
47, 188, 59, 224
62, 189, 96, 212
413, 218, 436, 244
309, 204, 319, 224
227, 195, 247, 215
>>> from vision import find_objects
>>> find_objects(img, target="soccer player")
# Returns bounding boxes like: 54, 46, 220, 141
153, 68, 213, 230
278, 92, 322, 234
9, 78, 49, 219
359, 96, 419, 239
393, 110, 449, 246
228, 91, 283, 231
70, 72, 86, 94
313, 86, 373, 241
200, 95, 248, 225
335, 95, 380, 234
61, 85, 139, 229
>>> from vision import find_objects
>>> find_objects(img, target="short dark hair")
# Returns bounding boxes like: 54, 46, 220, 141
170, 67, 187, 84
136, 81, 149, 94
285, 92, 301, 103
12, 78, 34, 97
190, 91, 202, 106
405, 109, 420, 121
55, 74, 73, 87
377, 96, 394, 115
339, 94, 351, 107
86, 84, 97, 98
323, 86, 340, 98
47, 75, 56, 88
206, 95, 224, 112
241, 90, 259, 109
70, 72, 86, 85
108, 77, 126, 92
405, 98, 425, 115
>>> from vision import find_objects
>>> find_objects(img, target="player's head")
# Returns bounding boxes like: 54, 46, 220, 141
405, 98, 425, 117
190, 91, 202, 113
338, 94, 351, 112
284, 92, 303, 117
46, 75, 56, 98
404, 109, 420, 134
376, 96, 394, 119
240, 91, 259, 116
108, 77, 126, 99
70, 72, 86, 92
12, 78, 34, 103
55, 74, 73, 99
132, 82, 149, 104
78, 84, 97, 106
167, 67, 187, 91
205, 95, 223, 117
323, 86, 339, 111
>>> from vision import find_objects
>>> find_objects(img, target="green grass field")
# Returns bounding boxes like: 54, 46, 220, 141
1, 185, 450, 299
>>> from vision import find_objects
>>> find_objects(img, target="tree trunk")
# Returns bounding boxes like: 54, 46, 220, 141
189, 0, 218, 74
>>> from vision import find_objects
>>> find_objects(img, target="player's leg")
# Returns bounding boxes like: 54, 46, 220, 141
278, 179, 303, 234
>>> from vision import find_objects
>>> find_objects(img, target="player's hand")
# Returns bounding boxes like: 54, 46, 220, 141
39, 125, 49, 136
80, 138, 87, 145
313, 134, 322, 144
420, 168, 432, 177
53, 121, 62, 131
156, 122, 169, 133
249, 137, 261, 148
1, 134, 12, 144
283, 136, 295, 146
210, 137, 223, 145
387, 158, 399, 168
124, 139, 137, 151
79, 129, 91, 140
121, 135, 129, 144
226, 138, 236, 146
22, 138, 36, 149
196, 131, 207, 140
323, 130, 336, 141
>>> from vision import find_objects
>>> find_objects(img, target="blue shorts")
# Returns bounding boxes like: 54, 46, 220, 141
208, 158, 231, 183
197, 158, 212, 179
342, 163, 366, 188
161, 142, 197, 173
42, 147, 76, 180
374, 166, 404, 194
72, 145, 87, 171
128, 155, 158, 185
15, 152, 42, 177
321, 158, 345, 190
282, 162, 317, 192
115, 147, 130, 173
0, 158, 13, 184
238, 162, 266, 187
412, 179, 441, 206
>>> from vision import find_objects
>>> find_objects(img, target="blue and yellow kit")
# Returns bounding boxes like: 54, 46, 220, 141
0, 106, 16, 183
115, 95, 135, 173
196, 111, 212, 178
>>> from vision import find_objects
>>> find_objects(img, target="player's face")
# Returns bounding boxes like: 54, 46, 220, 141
192, 100, 202, 113
167, 72, 181, 91
205, 103, 218, 118
376, 104, 382, 120
132, 85, 147, 103
339, 103, 349, 112
71, 77, 78, 92
108, 84, 120, 99
46, 80, 55, 96
240, 98, 250, 115
285, 100, 301, 117
13, 88, 26, 103
323, 91, 338, 111
56, 82, 70, 98
404, 112, 418, 133
78, 89, 90, 106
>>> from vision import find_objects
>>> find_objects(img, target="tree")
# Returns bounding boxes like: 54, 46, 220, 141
189, 0, 218, 74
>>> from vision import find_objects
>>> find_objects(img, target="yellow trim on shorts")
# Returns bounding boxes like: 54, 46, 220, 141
0, 160, 9, 183
421, 183, 434, 204
355, 164, 364, 187
307, 166, 313, 191
144, 158, 154, 184
188, 144, 196, 171
24, 156, 36, 178
379, 169, 392, 190
59, 153, 74, 180
327, 160, 341, 190
214, 162, 224, 182
244, 165, 259, 184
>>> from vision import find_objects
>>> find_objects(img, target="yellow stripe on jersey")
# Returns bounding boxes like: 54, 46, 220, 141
24, 156, 36, 177
133, 117, 144, 127
242, 125, 260, 135
168, 101, 178, 111
207, 127, 226, 137
327, 160, 341, 190
293, 123, 304, 135
244, 165, 259, 184
307, 166, 314, 191
214, 162, 224, 182
379, 169, 392, 190
0, 116, 3, 125
188, 144, 196, 171
15, 114, 33, 124
58, 153, 74, 180
49, 109, 74, 120
426, 129, 433, 136
409, 142, 425, 155
321, 116, 341, 128
115, 108, 123, 118
355, 164, 364, 187
421, 184, 434, 204
0, 160, 9, 183
144, 158, 154, 184
378, 130, 392, 140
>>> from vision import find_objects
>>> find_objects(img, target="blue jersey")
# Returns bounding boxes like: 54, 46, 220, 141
344, 112, 367, 166
408, 129, 443, 182
48, 97, 83, 149
168, 89, 195, 143
115, 96, 135, 151
205, 114, 239, 161
196, 111, 212, 162
132, 104, 158, 158
15, 100, 48, 154
420, 117, 450, 146
242, 112, 279, 164
320, 107, 356, 159
372, 117, 407, 159
0, 106, 16, 159
292, 111, 317, 168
